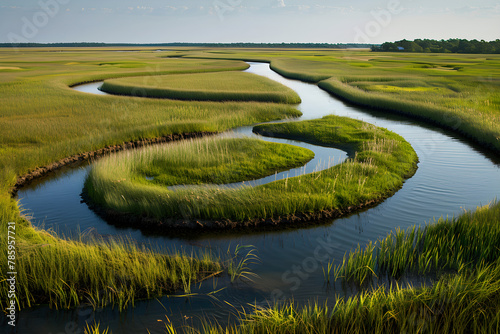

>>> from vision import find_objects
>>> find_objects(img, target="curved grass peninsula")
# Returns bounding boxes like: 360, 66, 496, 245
84, 115, 418, 231
100, 71, 302, 103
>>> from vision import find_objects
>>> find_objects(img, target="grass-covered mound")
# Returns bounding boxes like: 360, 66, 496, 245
84, 115, 418, 229
84, 137, 315, 222
100, 71, 301, 103
131, 137, 314, 186
85, 137, 315, 189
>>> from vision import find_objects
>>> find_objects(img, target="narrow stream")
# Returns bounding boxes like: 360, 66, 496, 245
10, 62, 500, 334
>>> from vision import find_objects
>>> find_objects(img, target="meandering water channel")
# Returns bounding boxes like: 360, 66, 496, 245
11, 62, 500, 333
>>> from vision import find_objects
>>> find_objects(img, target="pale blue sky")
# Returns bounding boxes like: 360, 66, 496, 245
1, 0, 499, 43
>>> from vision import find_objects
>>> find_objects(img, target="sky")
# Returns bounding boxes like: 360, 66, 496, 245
1, 0, 499, 44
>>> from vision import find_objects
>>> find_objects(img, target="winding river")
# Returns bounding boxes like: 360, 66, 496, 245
11, 62, 500, 333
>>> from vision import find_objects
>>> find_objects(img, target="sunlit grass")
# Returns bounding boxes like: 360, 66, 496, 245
0, 51, 300, 187
0, 49, 301, 310
0, 220, 222, 310
225, 245, 260, 282
334, 201, 500, 285
85, 115, 417, 224
1, 47, 499, 327
210, 262, 500, 334
101, 71, 301, 103
84, 322, 110, 334
86, 136, 314, 188
318, 76, 500, 152
189, 49, 500, 152
154, 202, 500, 334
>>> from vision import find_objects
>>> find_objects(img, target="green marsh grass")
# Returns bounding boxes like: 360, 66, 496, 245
190, 49, 500, 153
321, 259, 335, 284
336, 201, 500, 285
85, 323, 110, 334
85, 115, 418, 224
226, 245, 260, 282
0, 49, 301, 310
87, 136, 314, 188
318, 77, 500, 152
156, 202, 500, 334
100, 71, 301, 103
198, 262, 500, 334
0, 50, 300, 187
0, 225, 222, 310
84, 136, 315, 219
1, 48, 499, 327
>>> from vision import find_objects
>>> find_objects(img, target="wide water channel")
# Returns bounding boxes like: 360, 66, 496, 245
10, 62, 500, 333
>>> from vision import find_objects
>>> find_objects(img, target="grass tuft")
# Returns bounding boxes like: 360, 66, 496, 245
336, 201, 500, 285
0, 217, 222, 310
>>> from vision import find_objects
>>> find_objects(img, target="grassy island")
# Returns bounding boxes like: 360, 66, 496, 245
84, 115, 418, 228
100, 71, 301, 103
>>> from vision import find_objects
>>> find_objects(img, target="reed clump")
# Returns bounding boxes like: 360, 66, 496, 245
0, 222, 222, 310
335, 200, 500, 285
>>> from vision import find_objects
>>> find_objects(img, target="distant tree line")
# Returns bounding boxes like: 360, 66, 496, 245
0, 42, 374, 49
372, 39, 500, 54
